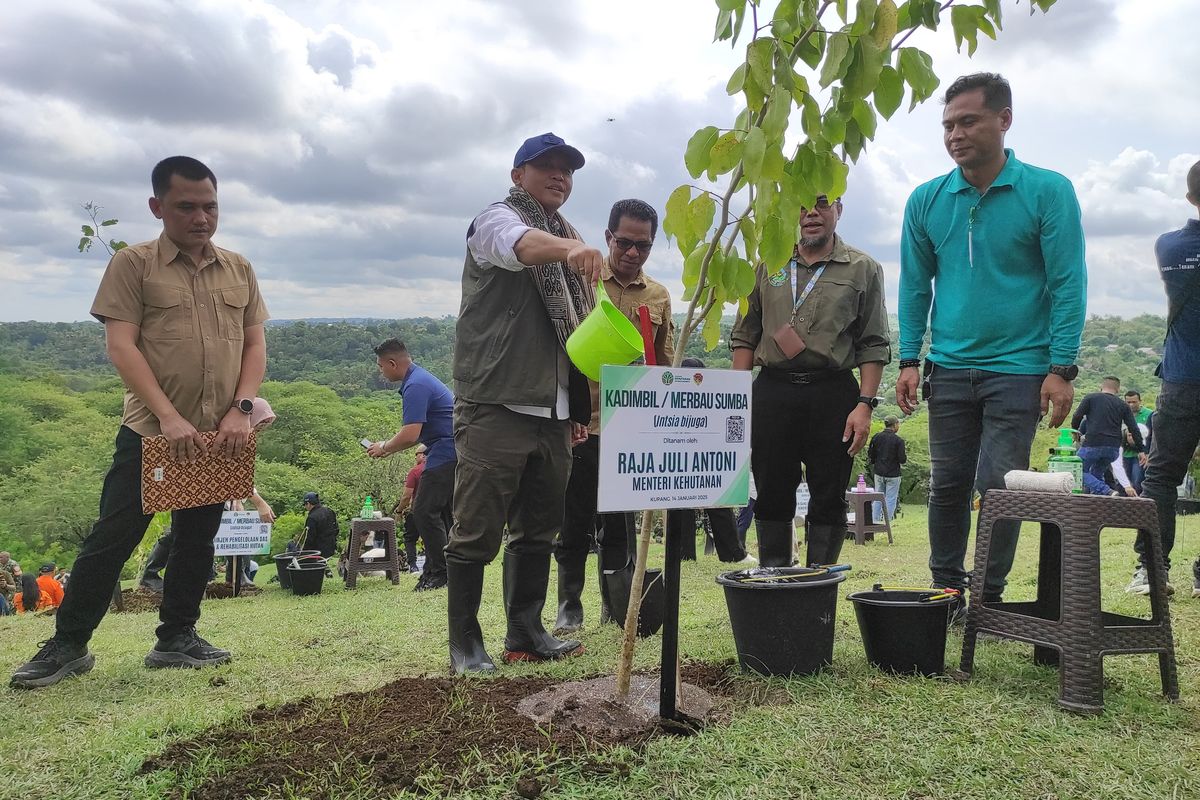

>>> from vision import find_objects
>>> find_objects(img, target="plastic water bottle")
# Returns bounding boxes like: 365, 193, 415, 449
856, 474, 867, 493
1048, 429, 1084, 493
361, 495, 375, 519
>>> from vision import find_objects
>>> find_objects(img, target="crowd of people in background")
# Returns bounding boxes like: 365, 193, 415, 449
7, 68, 1200, 690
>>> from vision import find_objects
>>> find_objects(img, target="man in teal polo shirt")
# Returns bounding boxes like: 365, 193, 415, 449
896, 72, 1087, 614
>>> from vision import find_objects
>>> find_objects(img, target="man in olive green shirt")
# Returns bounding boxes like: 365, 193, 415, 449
731, 196, 891, 567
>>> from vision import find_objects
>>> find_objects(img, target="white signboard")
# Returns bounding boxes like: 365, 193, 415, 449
213, 511, 272, 556
795, 482, 811, 518
598, 365, 751, 511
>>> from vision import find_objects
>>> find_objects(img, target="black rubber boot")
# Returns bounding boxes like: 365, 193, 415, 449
501, 550, 582, 663
806, 523, 845, 567
602, 562, 634, 630
756, 519, 794, 568
553, 552, 587, 634
446, 559, 496, 675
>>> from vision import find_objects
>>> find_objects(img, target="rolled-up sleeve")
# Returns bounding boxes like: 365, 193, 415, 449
854, 259, 892, 365
466, 204, 532, 272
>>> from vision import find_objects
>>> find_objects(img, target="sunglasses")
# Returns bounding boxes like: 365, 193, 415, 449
608, 233, 654, 254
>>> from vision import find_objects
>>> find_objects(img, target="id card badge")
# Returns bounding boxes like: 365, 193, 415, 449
772, 324, 806, 358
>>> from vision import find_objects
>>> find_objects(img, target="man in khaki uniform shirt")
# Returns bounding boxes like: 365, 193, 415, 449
555, 199, 673, 634
12, 156, 269, 690
731, 195, 890, 568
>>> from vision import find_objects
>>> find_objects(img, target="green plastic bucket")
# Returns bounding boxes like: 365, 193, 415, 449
566, 283, 645, 381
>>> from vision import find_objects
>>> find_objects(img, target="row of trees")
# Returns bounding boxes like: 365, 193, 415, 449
0, 374, 418, 574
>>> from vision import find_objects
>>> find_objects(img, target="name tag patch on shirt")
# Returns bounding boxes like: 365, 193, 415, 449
768, 268, 789, 287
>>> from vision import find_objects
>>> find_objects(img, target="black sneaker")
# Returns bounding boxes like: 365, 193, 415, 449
144, 627, 231, 669
10, 638, 95, 689
413, 571, 447, 592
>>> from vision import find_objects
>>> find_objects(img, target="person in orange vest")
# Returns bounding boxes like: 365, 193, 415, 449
35, 564, 65, 609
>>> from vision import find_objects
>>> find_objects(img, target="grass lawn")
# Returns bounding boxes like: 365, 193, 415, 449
2, 505, 1198, 799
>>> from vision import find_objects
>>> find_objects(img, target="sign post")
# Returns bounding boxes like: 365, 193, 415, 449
214, 511, 272, 597
599, 364, 751, 718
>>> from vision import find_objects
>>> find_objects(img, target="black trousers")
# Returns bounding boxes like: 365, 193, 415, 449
751, 370, 858, 525
403, 513, 420, 565
57, 426, 224, 645
410, 461, 453, 578
559, 435, 635, 572
669, 507, 747, 562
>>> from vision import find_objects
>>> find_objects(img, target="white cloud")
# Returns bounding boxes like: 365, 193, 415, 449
0, 0, 1197, 324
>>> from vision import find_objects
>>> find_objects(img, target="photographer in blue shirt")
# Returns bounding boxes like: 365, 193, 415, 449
896, 73, 1087, 616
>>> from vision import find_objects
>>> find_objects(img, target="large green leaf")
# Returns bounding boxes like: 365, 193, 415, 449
760, 213, 793, 271
715, 0, 745, 10
728, 256, 756, 298
872, 0, 899, 48
761, 85, 792, 143
738, 216, 758, 265
741, 127, 767, 182
950, 5, 978, 54
726, 63, 748, 95
707, 131, 744, 179
663, 185, 693, 255
851, 98, 878, 140
898, 47, 939, 109
845, 36, 884, 97
747, 38, 775, 93
819, 32, 851, 88
682, 242, 707, 299
702, 300, 724, 350
687, 193, 717, 246
822, 110, 847, 145
800, 93, 822, 138
850, 0, 879, 35
874, 64, 903, 119
684, 126, 719, 179
796, 31, 823, 70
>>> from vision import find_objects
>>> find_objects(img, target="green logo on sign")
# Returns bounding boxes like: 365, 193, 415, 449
661, 372, 675, 386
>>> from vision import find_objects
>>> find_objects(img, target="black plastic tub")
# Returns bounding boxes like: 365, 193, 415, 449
716, 567, 847, 677
287, 559, 328, 596
847, 588, 954, 676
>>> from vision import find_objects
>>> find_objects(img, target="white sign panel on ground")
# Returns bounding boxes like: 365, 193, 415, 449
213, 511, 272, 556
598, 365, 751, 511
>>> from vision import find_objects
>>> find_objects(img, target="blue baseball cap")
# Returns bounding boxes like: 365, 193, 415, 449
513, 132, 585, 170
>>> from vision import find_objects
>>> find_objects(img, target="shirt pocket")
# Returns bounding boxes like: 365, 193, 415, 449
809, 277, 860, 335
142, 282, 190, 341
215, 285, 249, 340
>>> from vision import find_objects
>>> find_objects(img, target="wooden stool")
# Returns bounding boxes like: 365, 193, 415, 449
960, 490, 1179, 714
844, 490, 893, 545
344, 517, 403, 589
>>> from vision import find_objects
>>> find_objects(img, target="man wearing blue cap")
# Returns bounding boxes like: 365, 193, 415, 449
447, 132, 604, 674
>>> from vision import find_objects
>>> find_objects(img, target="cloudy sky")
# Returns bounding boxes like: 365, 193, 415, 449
1, 0, 1196, 323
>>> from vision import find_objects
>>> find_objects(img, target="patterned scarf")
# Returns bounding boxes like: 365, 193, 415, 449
502, 186, 595, 348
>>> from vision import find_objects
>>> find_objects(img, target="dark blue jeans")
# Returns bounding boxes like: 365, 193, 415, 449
926, 366, 1044, 598
1078, 446, 1120, 495
1138, 381, 1200, 571
1122, 455, 1145, 493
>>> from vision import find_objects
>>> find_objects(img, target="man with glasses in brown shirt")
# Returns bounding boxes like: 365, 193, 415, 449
731, 195, 891, 568
11, 156, 269, 689
555, 199, 673, 634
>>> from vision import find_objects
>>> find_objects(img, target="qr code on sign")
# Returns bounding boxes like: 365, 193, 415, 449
725, 415, 745, 444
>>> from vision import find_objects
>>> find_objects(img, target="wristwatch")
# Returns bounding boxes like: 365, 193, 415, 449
1048, 364, 1079, 381
233, 398, 254, 415
857, 396, 880, 409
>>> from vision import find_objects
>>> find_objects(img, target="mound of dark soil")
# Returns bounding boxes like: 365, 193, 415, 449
141, 662, 736, 799
112, 583, 263, 614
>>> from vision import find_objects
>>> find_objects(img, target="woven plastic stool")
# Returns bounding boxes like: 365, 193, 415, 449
960, 490, 1178, 715
345, 517, 403, 589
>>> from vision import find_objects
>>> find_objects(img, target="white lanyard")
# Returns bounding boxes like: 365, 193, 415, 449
789, 258, 826, 320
